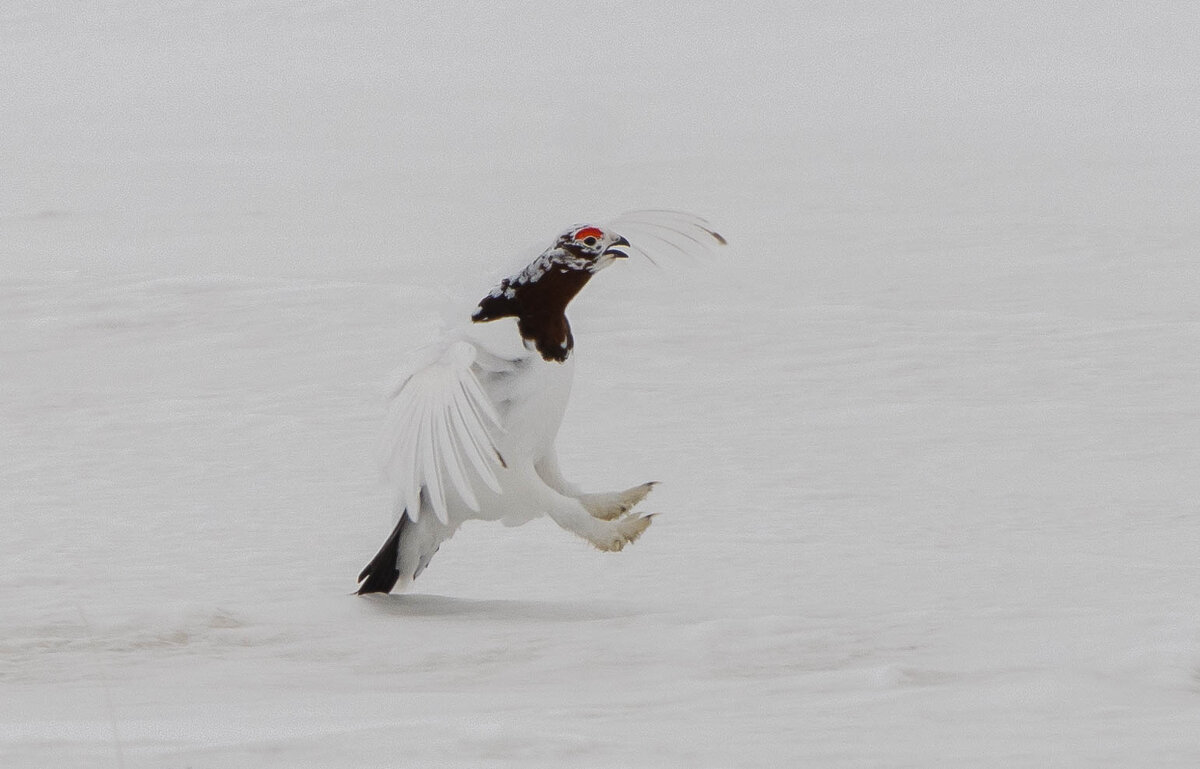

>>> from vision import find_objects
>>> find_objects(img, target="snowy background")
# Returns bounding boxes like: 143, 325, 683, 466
4, 2, 1200, 766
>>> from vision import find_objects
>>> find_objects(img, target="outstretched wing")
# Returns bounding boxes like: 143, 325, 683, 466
380, 340, 506, 524
607, 210, 726, 266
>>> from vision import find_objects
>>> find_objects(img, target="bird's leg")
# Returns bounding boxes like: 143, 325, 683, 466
534, 451, 579, 493
535, 452, 656, 521
577, 482, 657, 521
519, 466, 654, 551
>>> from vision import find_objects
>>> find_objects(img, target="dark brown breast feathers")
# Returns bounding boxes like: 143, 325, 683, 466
472, 267, 591, 363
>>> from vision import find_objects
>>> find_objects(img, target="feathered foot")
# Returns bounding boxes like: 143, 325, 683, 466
579, 482, 657, 521
588, 513, 654, 552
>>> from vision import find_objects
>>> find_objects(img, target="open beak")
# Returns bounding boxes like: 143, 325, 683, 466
605, 235, 631, 259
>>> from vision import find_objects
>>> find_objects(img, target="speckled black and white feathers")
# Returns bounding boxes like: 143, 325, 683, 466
472, 225, 630, 362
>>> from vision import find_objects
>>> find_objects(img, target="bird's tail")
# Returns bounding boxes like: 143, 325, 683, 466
356, 513, 407, 594
356, 508, 457, 595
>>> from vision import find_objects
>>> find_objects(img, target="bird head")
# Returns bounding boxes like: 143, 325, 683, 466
550, 224, 632, 273
472, 224, 630, 324
469, 213, 722, 361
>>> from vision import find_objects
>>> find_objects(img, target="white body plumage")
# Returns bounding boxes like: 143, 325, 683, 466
381, 315, 578, 529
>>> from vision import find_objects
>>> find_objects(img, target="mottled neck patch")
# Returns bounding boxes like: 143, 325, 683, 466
472, 248, 594, 363
505, 249, 593, 289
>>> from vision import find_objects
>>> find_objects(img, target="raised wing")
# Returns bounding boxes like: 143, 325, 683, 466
380, 340, 506, 524
607, 210, 726, 266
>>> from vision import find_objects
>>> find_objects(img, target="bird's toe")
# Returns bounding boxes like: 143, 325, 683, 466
580, 482, 659, 521
587, 512, 654, 552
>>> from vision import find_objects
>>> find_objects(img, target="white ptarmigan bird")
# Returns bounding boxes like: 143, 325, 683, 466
357, 212, 724, 594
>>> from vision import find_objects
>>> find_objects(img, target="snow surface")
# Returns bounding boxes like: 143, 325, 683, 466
4, 2, 1200, 767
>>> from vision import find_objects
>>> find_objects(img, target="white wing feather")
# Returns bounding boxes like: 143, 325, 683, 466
381, 340, 505, 524
607, 210, 726, 266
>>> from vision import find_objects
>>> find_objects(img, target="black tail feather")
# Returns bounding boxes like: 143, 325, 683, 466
356, 513, 407, 595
